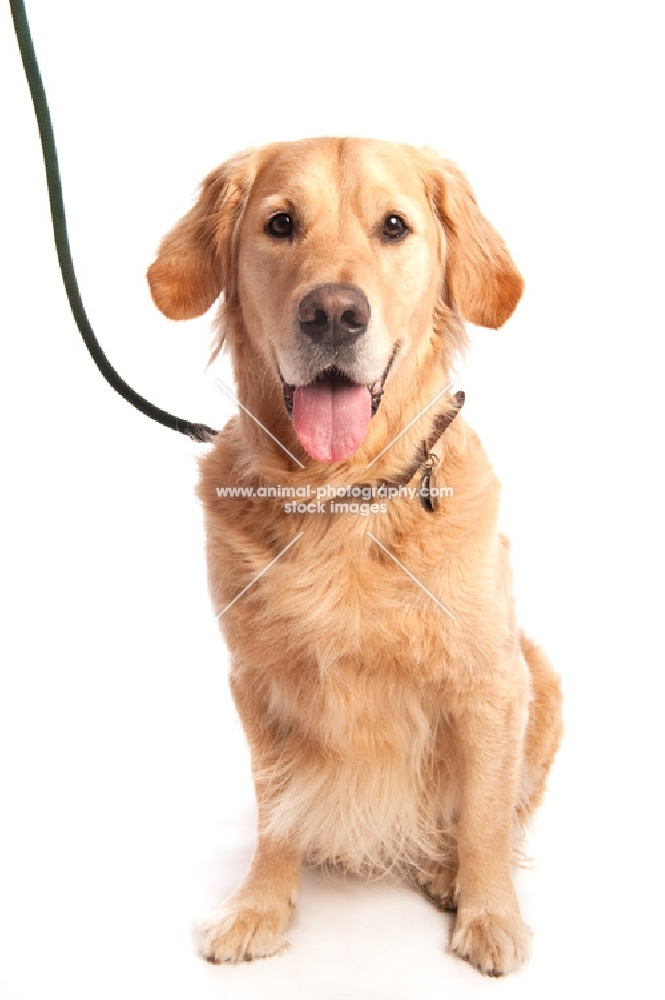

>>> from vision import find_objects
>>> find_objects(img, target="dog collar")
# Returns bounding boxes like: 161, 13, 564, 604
373, 389, 465, 513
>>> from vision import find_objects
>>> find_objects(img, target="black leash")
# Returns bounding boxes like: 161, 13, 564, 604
8, 0, 217, 442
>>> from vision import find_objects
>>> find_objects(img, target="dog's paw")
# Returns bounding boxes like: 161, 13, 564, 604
415, 861, 458, 911
451, 906, 532, 976
198, 902, 290, 964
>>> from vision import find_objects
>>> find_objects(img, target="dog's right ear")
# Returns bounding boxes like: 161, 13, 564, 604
147, 150, 256, 320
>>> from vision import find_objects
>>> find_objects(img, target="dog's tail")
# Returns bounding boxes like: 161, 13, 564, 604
518, 632, 564, 823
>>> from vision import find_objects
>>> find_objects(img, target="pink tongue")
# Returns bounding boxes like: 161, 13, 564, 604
292, 380, 372, 463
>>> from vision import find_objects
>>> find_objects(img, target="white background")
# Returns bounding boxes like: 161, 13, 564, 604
1, 1, 663, 997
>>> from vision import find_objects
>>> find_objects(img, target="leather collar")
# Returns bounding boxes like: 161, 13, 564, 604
373, 389, 465, 512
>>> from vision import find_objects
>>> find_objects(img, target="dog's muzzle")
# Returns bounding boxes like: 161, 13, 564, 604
280, 344, 398, 465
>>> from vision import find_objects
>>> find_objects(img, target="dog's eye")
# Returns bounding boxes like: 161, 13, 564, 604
382, 214, 409, 240
266, 213, 294, 238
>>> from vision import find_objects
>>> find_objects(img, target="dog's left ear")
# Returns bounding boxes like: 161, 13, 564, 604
147, 149, 256, 321
424, 155, 523, 329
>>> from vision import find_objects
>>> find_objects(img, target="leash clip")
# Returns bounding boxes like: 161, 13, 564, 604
419, 447, 441, 513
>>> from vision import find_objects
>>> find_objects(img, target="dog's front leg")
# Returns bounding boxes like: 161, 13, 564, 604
451, 689, 531, 976
198, 831, 301, 964
198, 672, 301, 964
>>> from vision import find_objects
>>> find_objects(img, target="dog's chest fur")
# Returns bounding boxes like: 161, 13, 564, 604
198, 422, 510, 871
243, 605, 462, 871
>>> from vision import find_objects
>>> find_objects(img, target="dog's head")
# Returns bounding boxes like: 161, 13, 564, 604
148, 138, 522, 464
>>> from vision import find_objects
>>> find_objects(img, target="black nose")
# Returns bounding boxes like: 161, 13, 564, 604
298, 283, 370, 344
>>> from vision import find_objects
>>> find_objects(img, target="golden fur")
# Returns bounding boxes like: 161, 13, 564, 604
148, 137, 563, 977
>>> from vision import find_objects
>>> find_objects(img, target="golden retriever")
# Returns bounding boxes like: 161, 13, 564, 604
147, 137, 563, 977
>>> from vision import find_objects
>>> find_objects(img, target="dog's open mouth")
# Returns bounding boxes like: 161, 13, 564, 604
280, 348, 397, 463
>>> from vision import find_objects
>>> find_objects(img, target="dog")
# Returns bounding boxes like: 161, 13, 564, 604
147, 137, 563, 977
